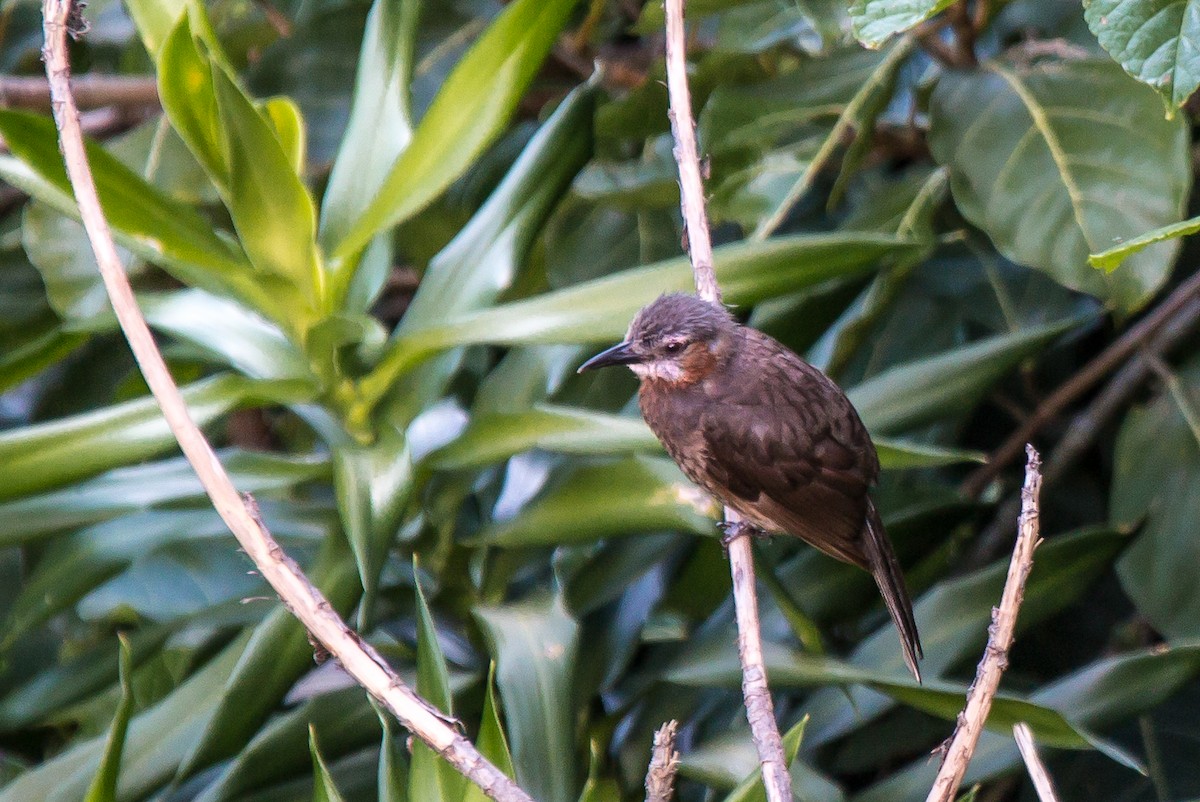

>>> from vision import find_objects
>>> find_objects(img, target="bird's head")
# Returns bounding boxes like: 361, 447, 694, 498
577, 293, 736, 386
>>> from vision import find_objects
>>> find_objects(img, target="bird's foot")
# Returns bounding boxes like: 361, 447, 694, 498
718, 520, 770, 551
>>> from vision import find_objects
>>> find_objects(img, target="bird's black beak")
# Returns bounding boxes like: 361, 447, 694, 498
577, 341, 640, 373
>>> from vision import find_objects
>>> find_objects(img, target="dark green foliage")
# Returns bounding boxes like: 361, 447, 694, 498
0, 0, 1198, 800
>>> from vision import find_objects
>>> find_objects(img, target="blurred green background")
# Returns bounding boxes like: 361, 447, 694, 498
0, 0, 1198, 799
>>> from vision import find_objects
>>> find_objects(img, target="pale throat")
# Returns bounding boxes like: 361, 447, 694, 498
629, 360, 686, 383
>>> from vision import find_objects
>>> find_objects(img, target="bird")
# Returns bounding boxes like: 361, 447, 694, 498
578, 292, 923, 681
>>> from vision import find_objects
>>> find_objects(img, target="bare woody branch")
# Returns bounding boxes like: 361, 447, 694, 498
1013, 722, 1061, 802
40, 2, 531, 801
0, 74, 159, 109
645, 720, 681, 802
662, 2, 790, 801
926, 445, 1043, 802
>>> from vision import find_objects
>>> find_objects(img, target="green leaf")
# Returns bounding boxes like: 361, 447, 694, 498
320, 0, 421, 261
22, 202, 139, 324
124, 0, 185, 58
424, 405, 661, 472
928, 60, 1191, 311
82, 636, 135, 802
174, 540, 361, 781
376, 703, 410, 802
1113, 359, 1200, 639
0, 116, 280, 322
159, 16, 324, 316
796, 527, 1127, 747
872, 437, 985, 469
0, 450, 330, 546
360, 233, 921, 409
475, 596, 580, 802
0, 631, 250, 802
310, 726, 348, 802
1084, 0, 1200, 108
854, 644, 1200, 800
408, 568, 466, 802
1089, 213, 1200, 270
462, 664, 516, 802
848, 318, 1077, 434
140, 290, 314, 383
476, 457, 716, 546
328, 0, 578, 260
333, 436, 414, 622
372, 81, 596, 424
850, 0, 955, 47
0, 374, 298, 501
719, 718, 809, 802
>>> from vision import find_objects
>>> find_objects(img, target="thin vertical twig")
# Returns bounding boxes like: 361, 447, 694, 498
1013, 723, 1060, 802
926, 446, 1043, 802
40, 2, 531, 800
662, 2, 790, 801
645, 720, 681, 802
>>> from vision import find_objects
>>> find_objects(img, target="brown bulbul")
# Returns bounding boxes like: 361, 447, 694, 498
579, 292, 923, 681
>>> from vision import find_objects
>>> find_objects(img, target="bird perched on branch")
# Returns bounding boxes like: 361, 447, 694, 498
578, 292, 923, 681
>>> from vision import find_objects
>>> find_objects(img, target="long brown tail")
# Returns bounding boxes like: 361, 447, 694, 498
862, 499, 923, 682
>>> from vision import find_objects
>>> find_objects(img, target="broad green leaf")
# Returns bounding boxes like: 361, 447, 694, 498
333, 435, 414, 621
1089, 213, 1200, 270
159, 16, 324, 316
82, 636, 134, 802
475, 596, 580, 802
424, 405, 661, 471
0, 375, 302, 501
871, 437, 985, 468
408, 568, 466, 802
1084, 0, 1200, 107
310, 726, 348, 802
209, 57, 324, 308
370, 82, 596, 424
328, 0, 577, 260
22, 202, 139, 324
0, 116, 281, 322
0, 631, 250, 802
175, 542, 361, 781
928, 60, 1190, 311
189, 688, 378, 801
359, 233, 920, 410
140, 290, 314, 383
0, 450, 330, 546
0, 626, 173, 733
849, 0, 954, 46
854, 644, 1200, 801
262, 97, 307, 177
462, 665, 516, 802
320, 0, 421, 257
797, 527, 1126, 748
124, 0, 185, 58
376, 704, 409, 802
848, 318, 1076, 434
476, 457, 716, 546
1113, 359, 1200, 639
751, 36, 916, 238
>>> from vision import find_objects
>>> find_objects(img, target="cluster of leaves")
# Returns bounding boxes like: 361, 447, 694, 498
0, 0, 1198, 800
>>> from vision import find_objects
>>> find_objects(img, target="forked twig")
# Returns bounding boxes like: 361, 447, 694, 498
40, 1, 530, 800
662, 1, 790, 800
926, 445, 1043, 802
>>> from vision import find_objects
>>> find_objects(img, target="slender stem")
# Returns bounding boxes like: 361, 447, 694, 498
1013, 723, 1060, 802
0, 74, 159, 109
662, 2, 790, 800
926, 446, 1042, 802
644, 720, 681, 802
961, 268, 1200, 498
40, 2, 531, 800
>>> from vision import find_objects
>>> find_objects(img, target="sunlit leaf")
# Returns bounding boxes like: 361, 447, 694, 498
1084, 0, 1200, 108
1089, 214, 1200, 270
849, 0, 955, 46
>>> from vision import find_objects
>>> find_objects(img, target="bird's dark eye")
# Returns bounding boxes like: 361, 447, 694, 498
664, 341, 684, 354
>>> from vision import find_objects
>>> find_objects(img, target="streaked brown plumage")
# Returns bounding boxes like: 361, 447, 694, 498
579, 292, 923, 681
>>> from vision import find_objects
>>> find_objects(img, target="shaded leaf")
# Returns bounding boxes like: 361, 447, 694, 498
1084, 0, 1200, 107
475, 596, 580, 802
310, 726, 348, 802
928, 60, 1190, 311
82, 636, 134, 802
462, 664, 516, 802
850, 0, 955, 46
